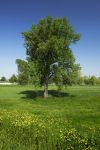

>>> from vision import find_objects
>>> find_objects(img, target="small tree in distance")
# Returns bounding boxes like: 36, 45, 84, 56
0, 76, 7, 82
16, 59, 30, 85
22, 16, 80, 98
9, 74, 17, 83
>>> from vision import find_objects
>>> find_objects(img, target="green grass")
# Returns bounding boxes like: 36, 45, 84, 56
0, 85, 100, 149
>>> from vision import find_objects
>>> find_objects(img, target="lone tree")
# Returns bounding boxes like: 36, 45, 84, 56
22, 16, 80, 98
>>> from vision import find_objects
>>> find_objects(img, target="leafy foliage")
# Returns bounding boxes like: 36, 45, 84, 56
22, 16, 80, 97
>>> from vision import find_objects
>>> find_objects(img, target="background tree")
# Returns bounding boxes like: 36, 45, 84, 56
96, 77, 100, 85
22, 16, 80, 98
16, 59, 30, 85
16, 59, 39, 85
89, 76, 97, 85
9, 74, 17, 83
76, 75, 100, 86
83, 76, 90, 85
0, 76, 7, 82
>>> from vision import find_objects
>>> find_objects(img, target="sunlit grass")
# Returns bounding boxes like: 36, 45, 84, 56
0, 85, 100, 149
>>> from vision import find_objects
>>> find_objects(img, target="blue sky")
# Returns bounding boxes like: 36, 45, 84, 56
0, 0, 100, 78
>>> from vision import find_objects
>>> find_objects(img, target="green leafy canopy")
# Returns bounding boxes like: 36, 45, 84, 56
22, 16, 80, 87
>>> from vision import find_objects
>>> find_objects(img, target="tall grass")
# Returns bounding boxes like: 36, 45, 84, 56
0, 85, 100, 149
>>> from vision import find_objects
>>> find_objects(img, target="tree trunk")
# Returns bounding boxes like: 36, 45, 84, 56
44, 75, 48, 98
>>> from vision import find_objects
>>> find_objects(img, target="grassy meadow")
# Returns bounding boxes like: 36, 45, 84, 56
0, 85, 100, 150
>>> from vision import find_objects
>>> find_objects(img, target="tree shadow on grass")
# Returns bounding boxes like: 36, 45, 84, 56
20, 90, 44, 100
20, 90, 75, 100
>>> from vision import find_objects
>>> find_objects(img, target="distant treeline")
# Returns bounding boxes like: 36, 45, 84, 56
73, 75, 100, 86
0, 59, 100, 86
1, 74, 100, 86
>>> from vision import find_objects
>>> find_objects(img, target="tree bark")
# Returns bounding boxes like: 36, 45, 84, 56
44, 75, 48, 98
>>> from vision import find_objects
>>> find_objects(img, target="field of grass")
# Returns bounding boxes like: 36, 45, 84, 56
0, 85, 100, 150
